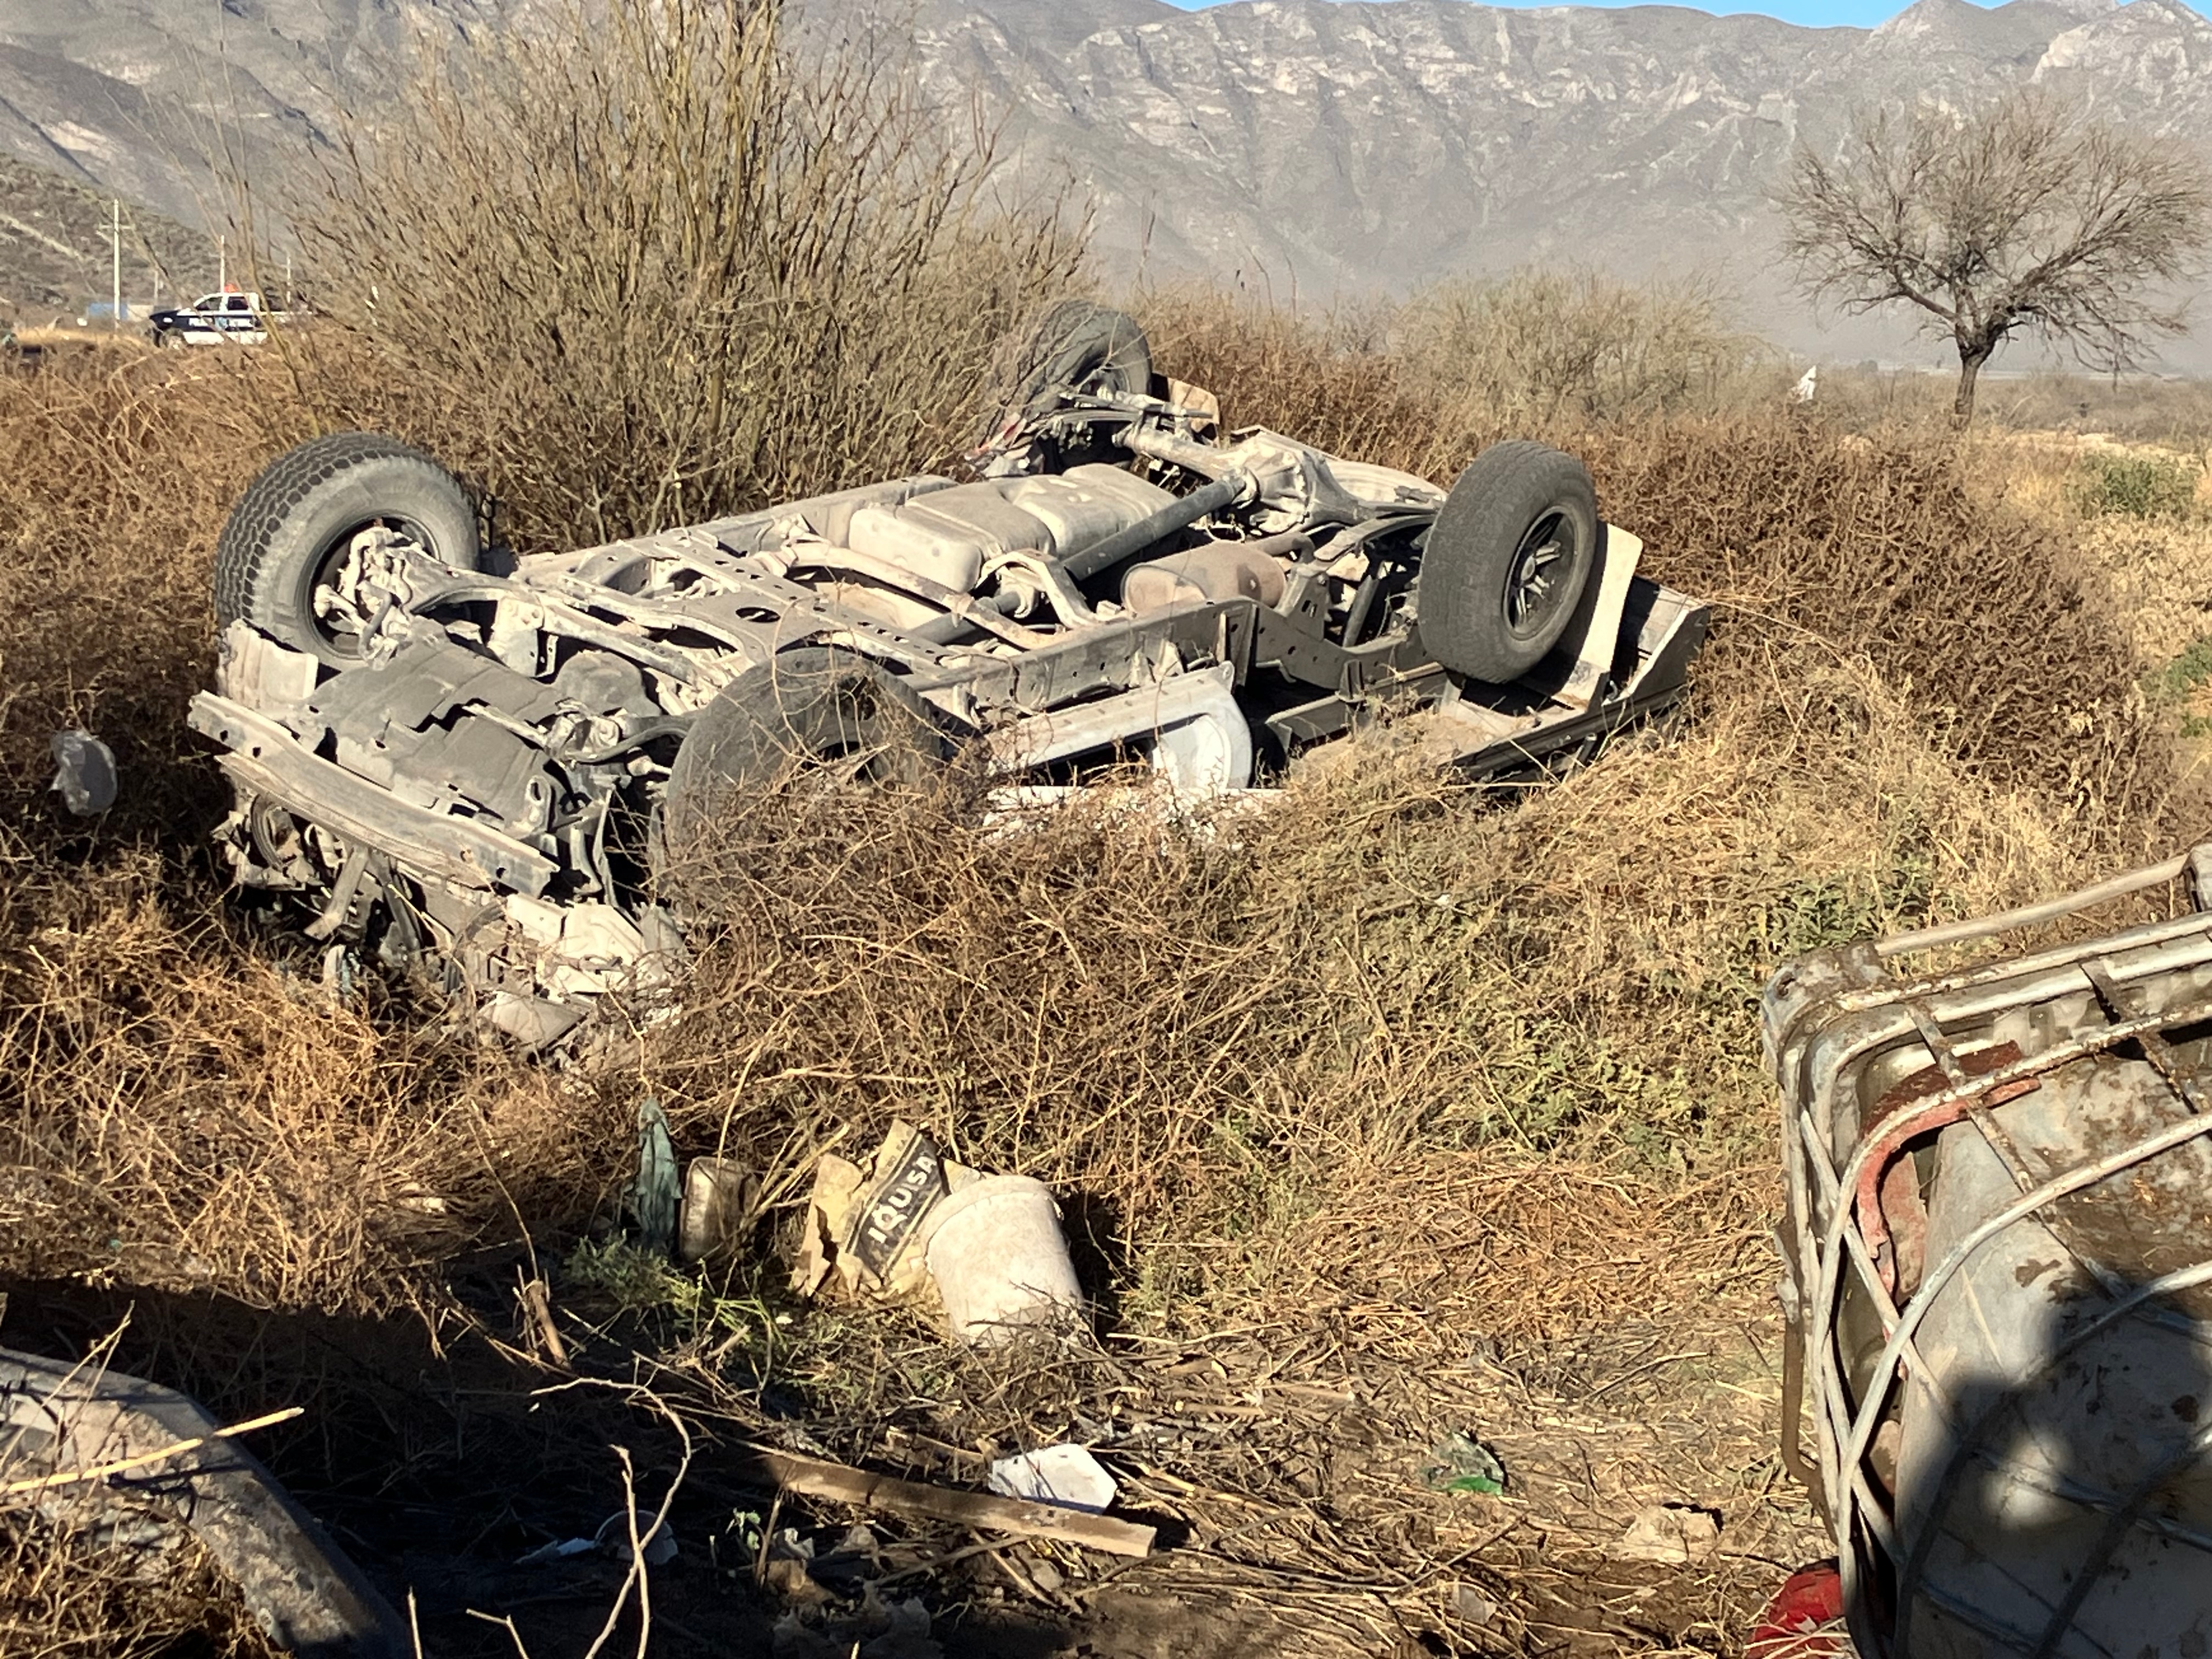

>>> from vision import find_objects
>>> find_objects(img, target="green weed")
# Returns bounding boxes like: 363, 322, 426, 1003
2072, 451, 2202, 520
2147, 635, 2212, 707
561, 1237, 787, 1362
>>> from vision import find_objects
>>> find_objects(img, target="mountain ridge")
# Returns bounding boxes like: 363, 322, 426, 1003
2, 0, 2209, 368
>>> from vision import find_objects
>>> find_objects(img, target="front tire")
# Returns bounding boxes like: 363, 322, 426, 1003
214, 433, 480, 667
1418, 442, 1600, 684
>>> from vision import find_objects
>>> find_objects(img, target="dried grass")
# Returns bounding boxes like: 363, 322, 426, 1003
1818, 363, 2212, 450
0, 1498, 275, 1659
0, 289, 2195, 1650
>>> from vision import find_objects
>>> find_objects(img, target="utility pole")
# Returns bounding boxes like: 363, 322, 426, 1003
218, 234, 226, 294
103, 200, 122, 329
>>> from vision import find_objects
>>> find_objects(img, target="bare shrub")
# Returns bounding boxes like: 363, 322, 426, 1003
1781, 90, 2212, 424
281, 0, 1085, 546
1392, 268, 1764, 427
1574, 416, 2173, 826
0, 351, 273, 835
1132, 287, 1433, 464
0, 837, 616, 1311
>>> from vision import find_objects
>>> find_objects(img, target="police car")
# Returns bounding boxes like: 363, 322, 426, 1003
147, 290, 283, 348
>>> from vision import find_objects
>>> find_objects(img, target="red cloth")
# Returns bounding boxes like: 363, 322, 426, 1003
1747, 1562, 1849, 1659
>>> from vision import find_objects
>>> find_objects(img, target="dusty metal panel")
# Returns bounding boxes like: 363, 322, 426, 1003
191, 695, 558, 896
1, 1347, 407, 1658
302, 639, 566, 738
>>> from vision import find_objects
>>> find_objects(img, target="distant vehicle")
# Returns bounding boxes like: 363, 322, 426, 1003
147, 290, 286, 349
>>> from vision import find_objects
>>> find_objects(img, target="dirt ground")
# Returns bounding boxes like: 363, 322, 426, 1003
3, 1157, 1809, 1658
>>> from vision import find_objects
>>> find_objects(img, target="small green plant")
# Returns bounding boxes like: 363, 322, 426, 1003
561, 1237, 784, 1357
2147, 635, 2212, 706
2072, 450, 2202, 520
562, 1236, 687, 1308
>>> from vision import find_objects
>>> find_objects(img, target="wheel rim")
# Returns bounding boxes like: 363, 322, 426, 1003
299, 515, 435, 656
1503, 509, 1578, 641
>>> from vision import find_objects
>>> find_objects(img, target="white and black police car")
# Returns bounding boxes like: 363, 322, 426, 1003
147, 290, 285, 349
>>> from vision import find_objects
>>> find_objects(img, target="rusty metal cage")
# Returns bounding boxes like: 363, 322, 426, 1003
1764, 848, 2212, 1658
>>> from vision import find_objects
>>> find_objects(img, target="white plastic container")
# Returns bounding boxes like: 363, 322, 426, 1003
921, 1175, 1084, 1344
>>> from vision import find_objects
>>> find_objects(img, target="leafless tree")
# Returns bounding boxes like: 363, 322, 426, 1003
1780, 90, 2212, 424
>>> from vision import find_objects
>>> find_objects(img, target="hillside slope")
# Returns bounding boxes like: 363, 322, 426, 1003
2, 0, 2209, 365
0, 152, 210, 319
896, 0, 2212, 366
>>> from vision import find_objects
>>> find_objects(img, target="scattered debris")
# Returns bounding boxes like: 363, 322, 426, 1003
1023, 1554, 1067, 1596
514, 1535, 596, 1566
47, 729, 116, 815
1607, 1502, 1721, 1565
797, 1123, 1084, 1344
923, 1173, 1083, 1344
679, 1155, 755, 1263
1422, 1431, 1506, 1496
985, 1443, 1116, 1513
772, 1581, 938, 1659
800, 1122, 945, 1300
1747, 1562, 1846, 1659
633, 1099, 678, 1257
751, 1446, 1154, 1558
1451, 1582, 1498, 1626
763, 1553, 832, 1605
514, 1510, 680, 1567
516, 1275, 570, 1368
0, 1347, 405, 1657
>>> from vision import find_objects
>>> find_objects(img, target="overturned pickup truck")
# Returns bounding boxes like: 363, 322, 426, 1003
190, 304, 1708, 1043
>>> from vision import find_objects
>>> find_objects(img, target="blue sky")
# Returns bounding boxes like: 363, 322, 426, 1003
1158, 0, 2176, 32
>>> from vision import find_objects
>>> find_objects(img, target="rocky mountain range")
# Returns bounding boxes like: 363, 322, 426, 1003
3, 0, 2210, 367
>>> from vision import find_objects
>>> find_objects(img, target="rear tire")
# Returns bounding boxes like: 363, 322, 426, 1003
214, 432, 480, 668
661, 649, 946, 850
1418, 442, 1600, 684
987, 300, 1153, 442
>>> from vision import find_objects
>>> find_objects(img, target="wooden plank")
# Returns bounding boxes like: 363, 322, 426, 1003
751, 1448, 1156, 1558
